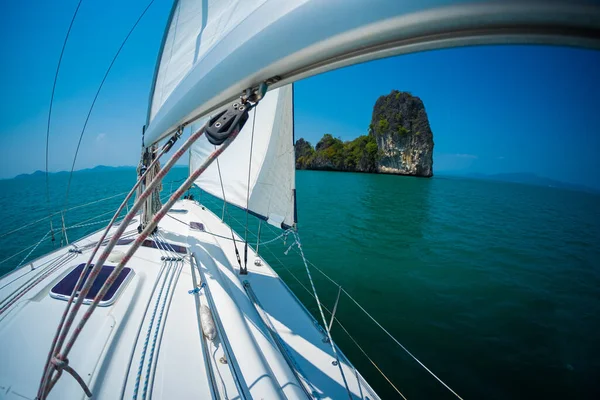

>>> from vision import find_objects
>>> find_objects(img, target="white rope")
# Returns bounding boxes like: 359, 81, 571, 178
341, 287, 463, 399
62, 190, 129, 213
16, 230, 52, 269
65, 218, 113, 230
253, 220, 462, 399
0, 191, 128, 239
0, 180, 177, 241
259, 244, 407, 399
0, 243, 41, 266
288, 231, 353, 399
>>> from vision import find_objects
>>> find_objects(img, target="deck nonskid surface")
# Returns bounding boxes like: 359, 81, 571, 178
0, 199, 378, 399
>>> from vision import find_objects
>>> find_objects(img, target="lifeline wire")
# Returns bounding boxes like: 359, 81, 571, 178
45, 0, 84, 245
62, 0, 156, 211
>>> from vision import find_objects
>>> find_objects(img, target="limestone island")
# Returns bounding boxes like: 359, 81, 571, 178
295, 90, 434, 177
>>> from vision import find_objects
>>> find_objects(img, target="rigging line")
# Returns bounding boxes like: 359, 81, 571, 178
286, 237, 460, 396
58, 123, 240, 371
340, 287, 463, 400
40, 119, 211, 399
45, 0, 84, 243
145, 235, 183, 400
165, 212, 290, 247
16, 230, 52, 269
38, 139, 171, 400
62, 0, 156, 211
62, 190, 129, 213
280, 235, 463, 399
265, 246, 406, 399
0, 252, 69, 293
0, 191, 129, 239
289, 231, 353, 400
215, 156, 243, 270
243, 106, 258, 272
0, 230, 52, 267
0, 242, 44, 267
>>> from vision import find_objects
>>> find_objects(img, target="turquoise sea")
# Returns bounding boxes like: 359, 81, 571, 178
1, 168, 599, 399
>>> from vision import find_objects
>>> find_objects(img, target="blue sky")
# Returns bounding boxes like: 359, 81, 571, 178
1, 0, 599, 189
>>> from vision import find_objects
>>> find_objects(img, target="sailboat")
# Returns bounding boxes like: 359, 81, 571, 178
1, 1, 598, 399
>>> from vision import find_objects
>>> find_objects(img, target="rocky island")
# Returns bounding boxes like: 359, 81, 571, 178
295, 90, 434, 177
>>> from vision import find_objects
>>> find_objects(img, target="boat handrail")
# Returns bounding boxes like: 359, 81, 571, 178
242, 279, 316, 399
191, 252, 251, 400
188, 252, 219, 400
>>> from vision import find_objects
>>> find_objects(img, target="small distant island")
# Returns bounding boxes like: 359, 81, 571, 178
295, 90, 434, 177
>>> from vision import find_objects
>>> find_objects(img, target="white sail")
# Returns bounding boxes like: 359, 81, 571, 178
147, 0, 275, 125
144, 0, 599, 146
189, 85, 296, 229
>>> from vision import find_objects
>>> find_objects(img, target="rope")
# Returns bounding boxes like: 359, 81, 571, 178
165, 212, 291, 246
0, 252, 68, 292
62, 0, 156, 210
38, 119, 228, 399
62, 125, 234, 363
37, 136, 175, 400
0, 241, 44, 267
215, 157, 243, 271
16, 230, 52, 269
288, 231, 353, 399
256, 221, 462, 400
65, 218, 113, 230
243, 106, 258, 272
132, 249, 172, 399
64, 190, 130, 213
49, 356, 92, 398
0, 253, 77, 316
118, 260, 170, 400
142, 235, 182, 399
249, 220, 459, 398
341, 288, 463, 399
259, 244, 407, 399
0, 190, 127, 240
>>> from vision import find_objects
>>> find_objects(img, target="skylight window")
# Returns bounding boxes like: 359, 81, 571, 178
49, 263, 133, 306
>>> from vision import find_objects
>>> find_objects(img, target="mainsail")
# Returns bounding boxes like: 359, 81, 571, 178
189, 85, 296, 229
147, 0, 275, 125
143, 0, 598, 146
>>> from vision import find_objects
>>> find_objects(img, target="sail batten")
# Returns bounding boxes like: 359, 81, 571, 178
190, 85, 295, 229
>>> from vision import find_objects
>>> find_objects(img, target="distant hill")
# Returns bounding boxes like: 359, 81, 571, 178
10, 165, 188, 180
13, 165, 135, 179
440, 172, 599, 194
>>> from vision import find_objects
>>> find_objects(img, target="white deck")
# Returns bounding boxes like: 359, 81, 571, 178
0, 199, 379, 400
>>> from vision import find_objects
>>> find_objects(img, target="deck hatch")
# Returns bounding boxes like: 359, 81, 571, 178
190, 222, 205, 231
49, 263, 133, 306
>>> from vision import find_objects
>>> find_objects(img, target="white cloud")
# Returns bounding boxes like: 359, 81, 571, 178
453, 153, 478, 159
96, 133, 106, 142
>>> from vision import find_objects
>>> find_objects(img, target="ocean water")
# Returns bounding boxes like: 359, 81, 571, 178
1, 168, 599, 399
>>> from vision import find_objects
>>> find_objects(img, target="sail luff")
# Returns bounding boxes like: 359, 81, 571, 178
291, 83, 297, 225
145, 0, 180, 127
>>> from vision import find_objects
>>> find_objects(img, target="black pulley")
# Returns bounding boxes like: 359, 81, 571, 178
205, 101, 250, 145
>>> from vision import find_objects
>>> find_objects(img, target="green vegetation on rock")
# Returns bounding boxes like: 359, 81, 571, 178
295, 134, 380, 172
